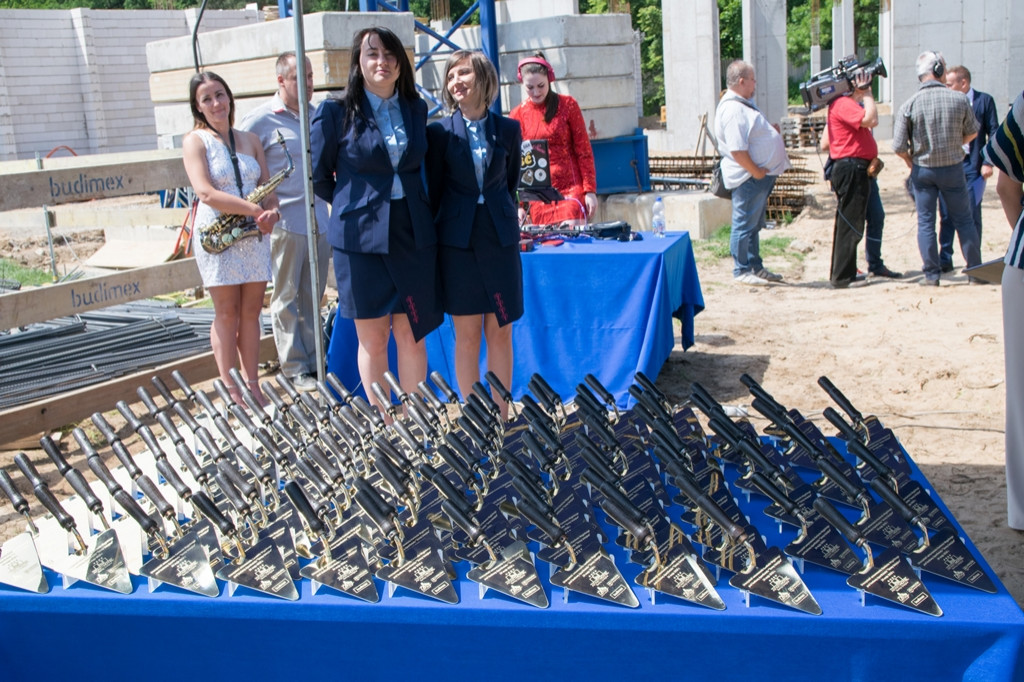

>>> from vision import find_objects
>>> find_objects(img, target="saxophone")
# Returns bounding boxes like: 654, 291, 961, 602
198, 130, 294, 254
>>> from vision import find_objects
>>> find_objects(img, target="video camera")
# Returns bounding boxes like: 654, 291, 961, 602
800, 55, 887, 111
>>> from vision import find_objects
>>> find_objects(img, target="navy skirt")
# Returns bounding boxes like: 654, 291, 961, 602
333, 199, 441, 340
440, 206, 523, 326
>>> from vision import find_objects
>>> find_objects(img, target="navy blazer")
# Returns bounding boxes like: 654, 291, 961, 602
965, 89, 999, 180
425, 110, 522, 249
310, 95, 434, 254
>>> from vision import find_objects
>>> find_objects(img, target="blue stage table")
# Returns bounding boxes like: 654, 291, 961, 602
327, 232, 705, 407
0, 431, 1021, 681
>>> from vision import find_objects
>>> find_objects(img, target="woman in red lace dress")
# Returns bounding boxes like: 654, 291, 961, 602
509, 53, 597, 226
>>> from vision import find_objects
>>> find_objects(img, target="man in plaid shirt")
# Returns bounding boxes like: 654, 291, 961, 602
893, 50, 980, 286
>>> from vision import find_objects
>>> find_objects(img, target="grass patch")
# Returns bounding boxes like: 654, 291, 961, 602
761, 233, 798, 259
695, 225, 804, 264
0, 258, 54, 287
154, 290, 204, 307
696, 225, 733, 260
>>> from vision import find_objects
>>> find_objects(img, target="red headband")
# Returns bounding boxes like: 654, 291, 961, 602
517, 57, 556, 83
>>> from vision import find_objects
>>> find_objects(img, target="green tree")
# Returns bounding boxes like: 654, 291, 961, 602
718, 0, 742, 62
787, 0, 879, 69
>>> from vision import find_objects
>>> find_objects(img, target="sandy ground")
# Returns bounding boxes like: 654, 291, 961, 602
0, 148, 1021, 610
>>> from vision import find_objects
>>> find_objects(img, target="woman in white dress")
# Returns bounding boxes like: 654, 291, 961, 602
183, 71, 280, 405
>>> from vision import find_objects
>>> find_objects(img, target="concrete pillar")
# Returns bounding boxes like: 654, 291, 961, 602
742, 0, 787, 124
809, 0, 822, 75
832, 0, 855, 63
660, 0, 721, 153
878, 0, 892, 104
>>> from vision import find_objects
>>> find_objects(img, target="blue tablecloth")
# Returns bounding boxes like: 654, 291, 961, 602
327, 232, 704, 407
1, 435, 1021, 681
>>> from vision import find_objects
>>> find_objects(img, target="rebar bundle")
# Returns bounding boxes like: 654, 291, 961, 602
0, 302, 269, 410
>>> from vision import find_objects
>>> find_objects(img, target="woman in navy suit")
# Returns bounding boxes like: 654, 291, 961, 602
311, 27, 441, 410
426, 50, 523, 419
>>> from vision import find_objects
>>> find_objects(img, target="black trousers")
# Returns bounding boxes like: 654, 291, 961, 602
830, 158, 871, 285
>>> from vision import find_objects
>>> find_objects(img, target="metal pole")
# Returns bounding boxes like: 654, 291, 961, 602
42, 206, 59, 282
480, 0, 500, 114
291, 0, 327, 385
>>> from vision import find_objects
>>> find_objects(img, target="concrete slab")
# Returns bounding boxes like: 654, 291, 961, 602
154, 91, 332, 145
498, 44, 635, 83
579, 106, 641, 141
600, 190, 731, 240
149, 49, 352, 103
498, 13, 633, 51
500, 76, 635, 113
494, 0, 579, 23
146, 11, 411, 73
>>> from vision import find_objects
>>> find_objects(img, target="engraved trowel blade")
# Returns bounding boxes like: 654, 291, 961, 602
729, 545, 822, 615
897, 480, 953, 532
467, 541, 548, 608
216, 535, 299, 601
140, 530, 219, 598
638, 543, 724, 610
85, 528, 133, 595
855, 502, 918, 551
549, 549, 639, 608
300, 536, 380, 603
185, 518, 225, 574
375, 545, 459, 604
0, 533, 49, 594
846, 547, 942, 617
904, 528, 997, 594
785, 518, 863, 576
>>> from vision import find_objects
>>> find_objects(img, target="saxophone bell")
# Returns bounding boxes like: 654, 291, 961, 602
199, 130, 293, 254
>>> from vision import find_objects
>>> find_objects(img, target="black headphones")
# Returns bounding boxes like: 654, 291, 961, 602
931, 51, 945, 79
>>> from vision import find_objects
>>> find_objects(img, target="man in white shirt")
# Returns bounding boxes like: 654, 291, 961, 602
713, 60, 792, 286
240, 52, 330, 391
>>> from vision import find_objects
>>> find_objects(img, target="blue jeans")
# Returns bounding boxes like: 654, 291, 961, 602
938, 173, 984, 268
911, 163, 980, 279
865, 178, 885, 271
730, 174, 777, 277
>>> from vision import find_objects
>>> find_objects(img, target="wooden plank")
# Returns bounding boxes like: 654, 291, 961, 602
85, 238, 180, 269
149, 49, 353, 104
0, 157, 190, 212
0, 259, 203, 330
0, 207, 187, 230
0, 336, 277, 447
0, 148, 182, 174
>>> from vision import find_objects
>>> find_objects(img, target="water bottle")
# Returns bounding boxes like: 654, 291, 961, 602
651, 196, 666, 238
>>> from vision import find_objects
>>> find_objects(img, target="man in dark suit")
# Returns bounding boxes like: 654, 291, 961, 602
938, 65, 999, 272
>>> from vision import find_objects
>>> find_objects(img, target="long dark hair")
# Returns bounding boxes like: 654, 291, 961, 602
189, 71, 235, 129
519, 51, 559, 123
343, 26, 417, 128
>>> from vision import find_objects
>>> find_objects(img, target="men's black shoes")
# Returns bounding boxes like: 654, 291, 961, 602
869, 266, 903, 279
940, 262, 955, 273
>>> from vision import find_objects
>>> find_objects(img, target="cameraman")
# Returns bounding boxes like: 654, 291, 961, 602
892, 51, 980, 285
827, 71, 880, 288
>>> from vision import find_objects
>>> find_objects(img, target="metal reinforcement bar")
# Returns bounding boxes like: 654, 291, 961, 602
0, 302, 270, 412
